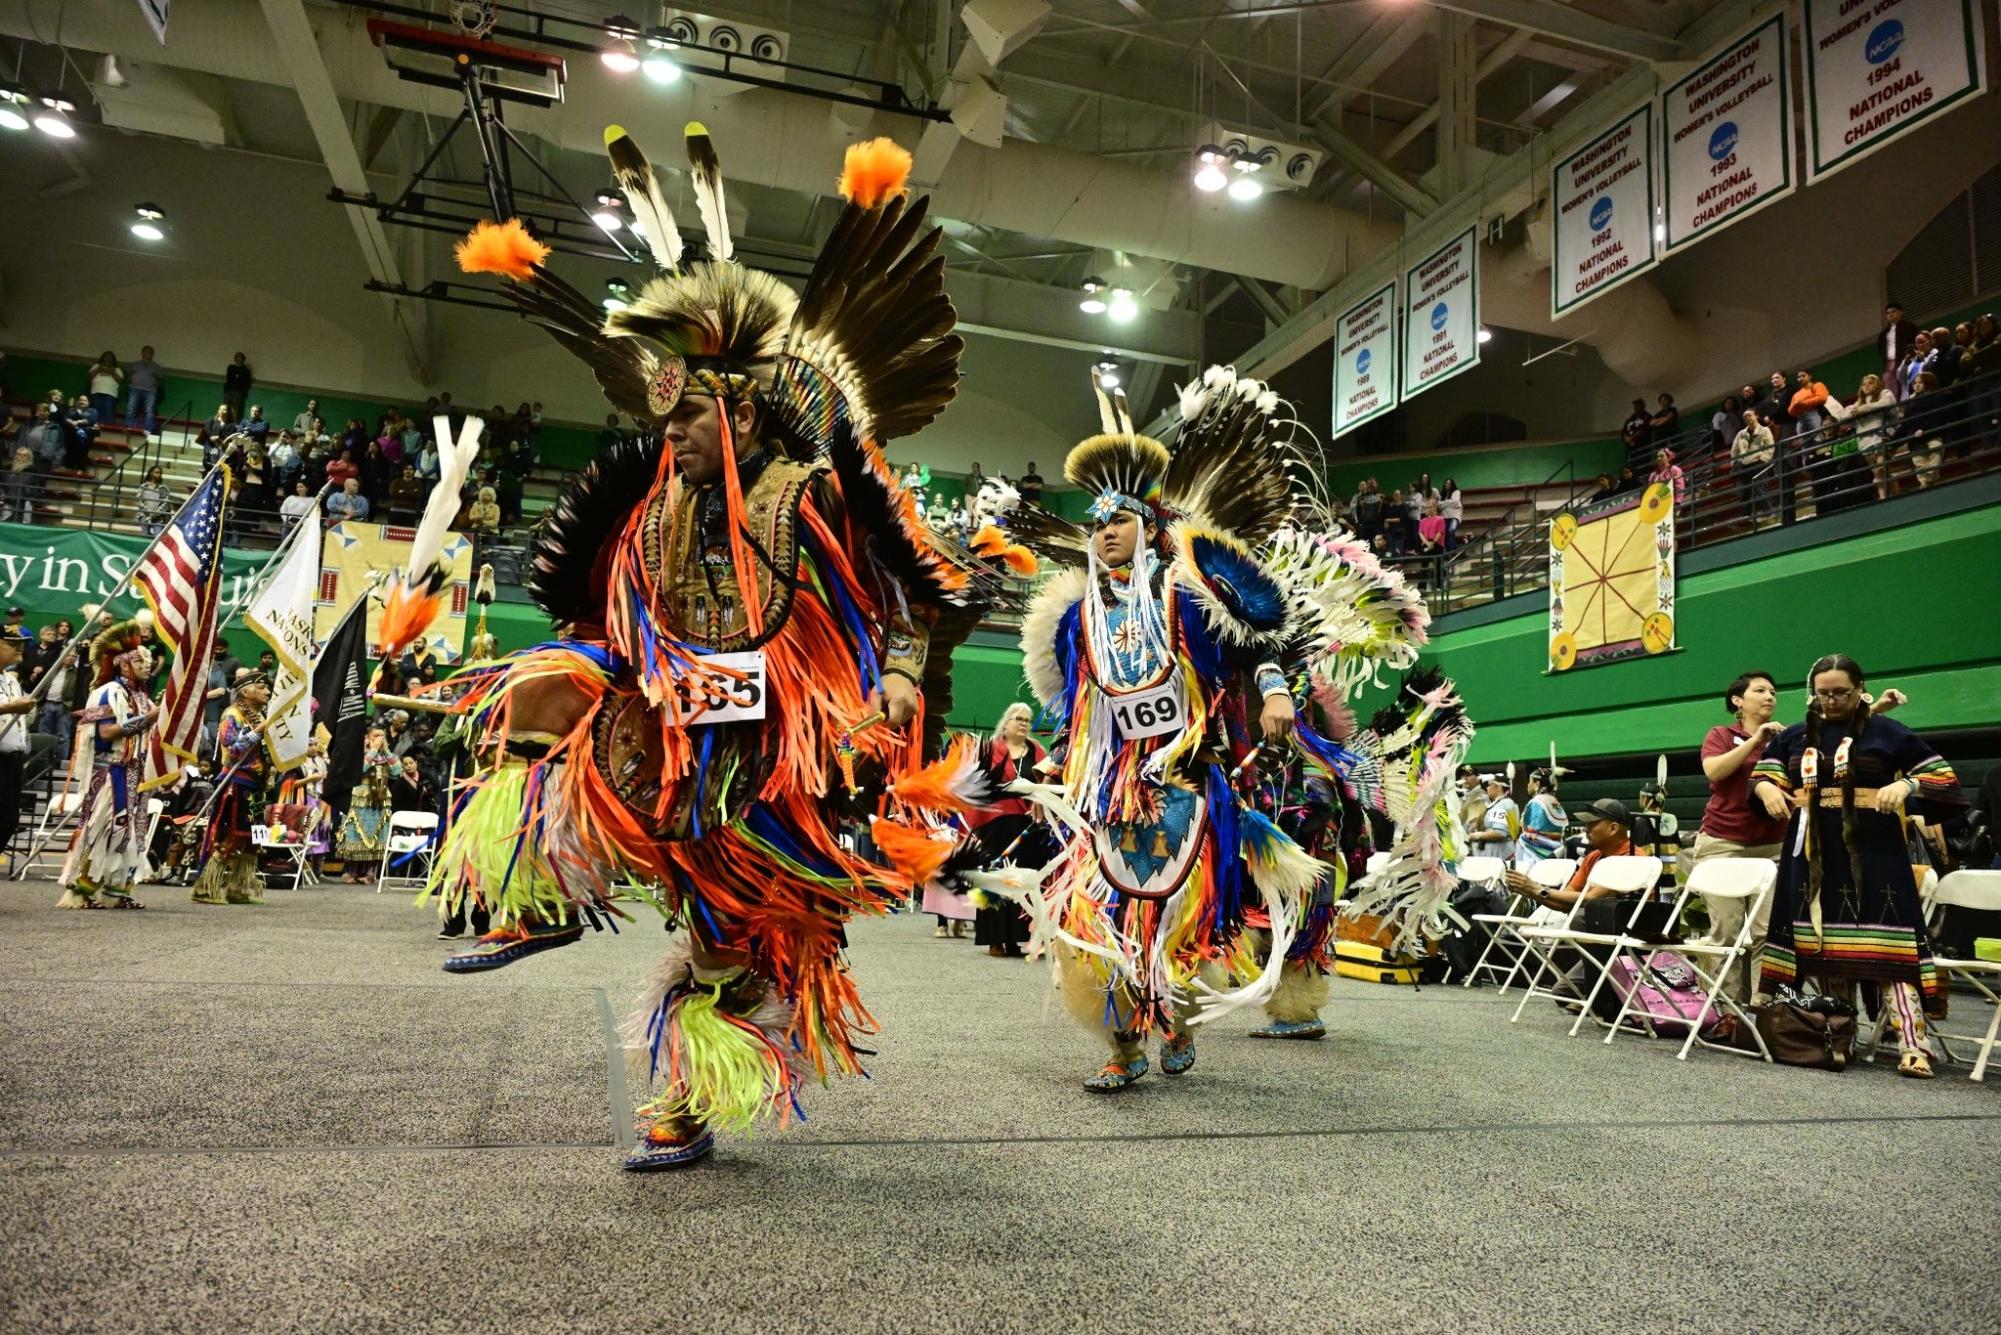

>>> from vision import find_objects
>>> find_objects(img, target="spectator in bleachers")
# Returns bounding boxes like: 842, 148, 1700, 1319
2, 444, 35, 524
1923, 325, 1962, 389
1894, 330, 1931, 400
379, 415, 407, 468
1648, 448, 1686, 506
292, 398, 320, 435
1439, 477, 1463, 549
1730, 409, 1776, 526
1409, 472, 1440, 521
1612, 464, 1641, 495
1900, 371, 1948, 488
416, 435, 440, 483
222, 352, 253, 419
1380, 488, 1409, 555
243, 405, 271, 446
324, 447, 359, 490
1620, 397, 1652, 468
239, 446, 274, 519
61, 395, 97, 470
1821, 372, 1896, 502
467, 485, 501, 535
1349, 478, 1383, 544
1648, 392, 1678, 442
1880, 301, 1920, 394
1787, 369, 1830, 436
1709, 394, 1741, 450
1963, 313, 2000, 447
25, 403, 63, 472
360, 439, 391, 509
325, 477, 370, 525
1756, 372, 1793, 438
387, 465, 425, 525
1588, 472, 1617, 502
136, 465, 172, 536
596, 412, 623, 452
280, 481, 317, 529
267, 430, 300, 491
124, 346, 162, 433
200, 404, 236, 468
400, 413, 426, 460
87, 353, 123, 424
1018, 461, 1044, 506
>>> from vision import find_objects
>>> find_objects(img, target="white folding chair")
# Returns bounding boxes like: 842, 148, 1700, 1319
375, 811, 440, 893
1904, 870, 2001, 1081
252, 821, 318, 892
1605, 857, 1776, 1062
1491, 859, 1579, 997
1451, 854, 1520, 988
1513, 855, 1663, 1035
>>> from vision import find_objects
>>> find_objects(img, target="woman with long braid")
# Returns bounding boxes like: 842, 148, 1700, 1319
1750, 655, 1965, 1077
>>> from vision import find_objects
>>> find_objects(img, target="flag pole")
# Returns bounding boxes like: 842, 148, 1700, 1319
11, 460, 229, 712
233, 482, 334, 617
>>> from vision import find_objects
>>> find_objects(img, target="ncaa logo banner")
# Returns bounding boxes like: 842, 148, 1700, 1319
1550, 103, 1658, 316
1400, 228, 1480, 402
1802, 0, 1987, 180
1333, 280, 1398, 436
1661, 14, 1796, 253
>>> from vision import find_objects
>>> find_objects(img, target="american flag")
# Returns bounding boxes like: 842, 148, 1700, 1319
137, 467, 231, 787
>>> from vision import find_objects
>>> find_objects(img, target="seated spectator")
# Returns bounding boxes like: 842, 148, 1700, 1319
1648, 448, 1685, 506
466, 485, 501, 534
243, 405, 271, 445
280, 481, 317, 528
1731, 410, 1776, 525
1503, 798, 1635, 912
1648, 392, 1679, 441
135, 465, 173, 535
1612, 464, 1642, 494
325, 477, 370, 524
24, 404, 63, 471
387, 465, 425, 524
1, 444, 35, 523
1588, 472, 1617, 502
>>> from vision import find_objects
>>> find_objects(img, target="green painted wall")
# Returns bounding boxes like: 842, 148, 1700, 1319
1364, 503, 2001, 765
1327, 437, 1625, 496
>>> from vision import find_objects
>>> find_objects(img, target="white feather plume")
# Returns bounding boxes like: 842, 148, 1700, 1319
408, 415, 482, 578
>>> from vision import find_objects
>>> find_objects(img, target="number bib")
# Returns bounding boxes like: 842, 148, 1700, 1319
679, 650, 767, 724
1104, 674, 1186, 741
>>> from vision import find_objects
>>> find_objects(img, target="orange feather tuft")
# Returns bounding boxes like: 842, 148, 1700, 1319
455, 219, 550, 281
971, 523, 1039, 577
837, 138, 912, 209
376, 573, 445, 660
870, 817, 956, 887
891, 734, 980, 813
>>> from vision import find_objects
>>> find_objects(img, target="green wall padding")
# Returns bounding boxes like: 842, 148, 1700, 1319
1327, 438, 1626, 496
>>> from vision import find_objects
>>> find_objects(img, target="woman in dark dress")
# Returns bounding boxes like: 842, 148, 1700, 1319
970, 703, 1047, 958
1750, 654, 1966, 1077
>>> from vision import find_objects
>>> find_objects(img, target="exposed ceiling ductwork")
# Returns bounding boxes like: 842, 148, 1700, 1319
0, 0, 1401, 292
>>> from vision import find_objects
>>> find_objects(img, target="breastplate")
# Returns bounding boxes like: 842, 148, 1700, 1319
647, 459, 820, 651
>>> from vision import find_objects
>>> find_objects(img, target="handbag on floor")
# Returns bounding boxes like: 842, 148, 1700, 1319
1744, 990, 1858, 1070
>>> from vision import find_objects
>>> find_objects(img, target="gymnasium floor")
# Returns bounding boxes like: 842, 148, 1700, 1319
3, 878, 1996, 1332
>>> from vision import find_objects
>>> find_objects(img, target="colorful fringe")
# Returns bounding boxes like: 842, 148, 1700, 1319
1762, 924, 1947, 1012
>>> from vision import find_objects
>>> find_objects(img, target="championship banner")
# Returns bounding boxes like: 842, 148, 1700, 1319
1662, 15, 1795, 253
315, 523, 473, 665
243, 512, 321, 772
1401, 228, 1479, 401
1333, 281, 1399, 435
1803, 0, 1986, 181
1547, 483, 1677, 673
1551, 104, 1657, 316
0, 521, 265, 627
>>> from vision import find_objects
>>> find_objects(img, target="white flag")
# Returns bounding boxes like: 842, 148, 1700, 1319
244, 512, 322, 773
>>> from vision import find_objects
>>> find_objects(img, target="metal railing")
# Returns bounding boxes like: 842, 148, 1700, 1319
1395, 369, 2001, 615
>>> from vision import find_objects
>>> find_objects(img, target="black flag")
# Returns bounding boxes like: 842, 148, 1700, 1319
311, 594, 371, 824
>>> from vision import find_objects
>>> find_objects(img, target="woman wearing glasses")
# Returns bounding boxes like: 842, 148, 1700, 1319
1749, 655, 1964, 1077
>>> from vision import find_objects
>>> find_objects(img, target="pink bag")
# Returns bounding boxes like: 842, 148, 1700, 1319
1603, 952, 1720, 1038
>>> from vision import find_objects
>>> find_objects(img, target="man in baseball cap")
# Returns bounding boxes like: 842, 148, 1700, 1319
1505, 797, 1635, 912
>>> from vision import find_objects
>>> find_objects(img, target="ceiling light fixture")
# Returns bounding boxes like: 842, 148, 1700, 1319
1078, 275, 1108, 315
591, 187, 625, 232
1106, 287, 1139, 323
33, 93, 76, 139
1193, 144, 1228, 193
601, 40, 641, 73
130, 202, 166, 242
0, 84, 29, 133
603, 279, 632, 313
1226, 175, 1263, 201
643, 28, 683, 83
1094, 358, 1121, 390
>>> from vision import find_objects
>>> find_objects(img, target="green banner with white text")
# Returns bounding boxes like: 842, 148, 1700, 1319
0, 521, 269, 631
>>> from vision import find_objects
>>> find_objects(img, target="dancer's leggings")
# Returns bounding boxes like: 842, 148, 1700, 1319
1884, 980, 1929, 1052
